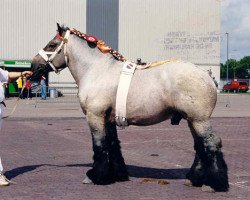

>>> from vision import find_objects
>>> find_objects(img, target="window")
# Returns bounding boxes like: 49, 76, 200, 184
239, 82, 247, 85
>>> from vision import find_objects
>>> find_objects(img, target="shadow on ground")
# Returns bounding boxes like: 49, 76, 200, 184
5, 163, 189, 180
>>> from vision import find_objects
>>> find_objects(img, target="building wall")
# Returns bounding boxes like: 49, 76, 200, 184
119, 0, 221, 80
0, 0, 86, 83
86, 0, 119, 51
0, 0, 221, 83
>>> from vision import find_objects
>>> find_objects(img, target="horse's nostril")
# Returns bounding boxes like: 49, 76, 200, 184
29, 63, 49, 81
30, 62, 40, 72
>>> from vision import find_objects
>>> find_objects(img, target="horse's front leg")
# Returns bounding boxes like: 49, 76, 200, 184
84, 112, 115, 185
105, 122, 129, 182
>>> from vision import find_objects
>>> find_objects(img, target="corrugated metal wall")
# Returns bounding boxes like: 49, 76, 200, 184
0, 0, 86, 60
0, 0, 221, 81
0, 0, 86, 84
86, 0, 119, 51
119, 0, 220, 67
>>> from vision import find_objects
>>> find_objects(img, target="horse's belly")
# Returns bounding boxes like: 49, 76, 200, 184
127, 105, 173, 126
125, 74, 173, 126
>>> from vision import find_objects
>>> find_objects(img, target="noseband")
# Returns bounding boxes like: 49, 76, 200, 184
38, 30, 70, 73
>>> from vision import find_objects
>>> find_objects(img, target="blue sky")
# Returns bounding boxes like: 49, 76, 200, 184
221, 0, 250, 63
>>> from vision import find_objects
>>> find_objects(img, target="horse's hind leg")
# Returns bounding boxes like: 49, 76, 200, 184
187, 120, 229, 192
105, 122, 128, 182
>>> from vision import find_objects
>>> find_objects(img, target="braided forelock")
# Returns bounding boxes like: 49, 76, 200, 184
70, 28, 86, 39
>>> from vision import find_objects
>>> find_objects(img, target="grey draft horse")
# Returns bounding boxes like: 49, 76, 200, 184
31, 24, 229, 192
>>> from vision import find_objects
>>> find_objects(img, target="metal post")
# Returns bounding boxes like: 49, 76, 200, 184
226, 32, 229, 82
232, 49, 237, 80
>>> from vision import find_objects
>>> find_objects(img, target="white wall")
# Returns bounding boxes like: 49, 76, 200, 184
0, 0, 221, 84
119, 0, 220, 77
0, 0, 86, 60
0, 0, 86, 84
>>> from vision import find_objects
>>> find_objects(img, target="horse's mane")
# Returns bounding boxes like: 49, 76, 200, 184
59, 26, 181, 69
60, 25, 125, 62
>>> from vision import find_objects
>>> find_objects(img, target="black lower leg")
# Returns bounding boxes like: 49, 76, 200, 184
188, 121, 229, 192
203, 140, 229, 191
186, 153, 205, 187
87, 136, 115, 185
196, 135, 229, 192
106, 122, 129, 182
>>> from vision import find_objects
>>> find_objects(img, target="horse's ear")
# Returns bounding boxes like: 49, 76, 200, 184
57, 23, 63, 36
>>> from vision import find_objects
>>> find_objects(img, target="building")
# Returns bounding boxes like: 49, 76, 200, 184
87, 0, 221, 80
0, 0, 221, 94
0, 0, 86, 94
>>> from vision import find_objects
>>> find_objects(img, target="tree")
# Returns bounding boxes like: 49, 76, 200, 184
220, 59, 237, 79
221, 56, 250, 79
237, 56, 250, 79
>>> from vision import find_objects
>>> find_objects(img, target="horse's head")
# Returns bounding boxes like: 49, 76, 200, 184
31, 23, 70, 80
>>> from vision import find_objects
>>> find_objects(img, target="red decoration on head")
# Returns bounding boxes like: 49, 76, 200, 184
56, 33, 63, 41
86, 35, 97, 43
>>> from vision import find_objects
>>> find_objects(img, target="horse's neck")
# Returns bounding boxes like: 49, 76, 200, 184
67, 36, 114, 85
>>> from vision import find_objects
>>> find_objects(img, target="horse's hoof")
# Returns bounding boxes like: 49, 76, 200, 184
82, 176, 93, 184
201, 185, 215, 193
184, 179, 193, 187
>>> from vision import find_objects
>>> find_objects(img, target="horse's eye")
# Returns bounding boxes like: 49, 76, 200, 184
49, 43, 57, 48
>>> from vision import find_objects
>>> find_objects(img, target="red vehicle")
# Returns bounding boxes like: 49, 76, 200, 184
223, 81, 249, 93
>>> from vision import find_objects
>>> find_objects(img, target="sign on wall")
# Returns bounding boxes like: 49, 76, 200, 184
3, 60, 31, 68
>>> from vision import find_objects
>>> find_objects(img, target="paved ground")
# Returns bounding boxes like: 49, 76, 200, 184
0, 94, 249, 200
3, 93, 250, 119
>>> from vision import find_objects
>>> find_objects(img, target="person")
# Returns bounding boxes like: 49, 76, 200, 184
40, 76, 47, 100
213, 77, 218, 88
208, 69, 212, 77
0, 68, 32, 186
16, 76, 24, 99
25, 78, 32, 99
4, 83, 9, 98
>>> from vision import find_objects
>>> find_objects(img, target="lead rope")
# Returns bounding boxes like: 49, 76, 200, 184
1, 83, 26, 119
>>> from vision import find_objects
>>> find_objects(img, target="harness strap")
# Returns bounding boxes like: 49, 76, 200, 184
115, 61, 136, 127
38, 30, 70, 73
63, 30, 71, 66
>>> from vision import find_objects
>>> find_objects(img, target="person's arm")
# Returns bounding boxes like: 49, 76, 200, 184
8, 71, 33, 82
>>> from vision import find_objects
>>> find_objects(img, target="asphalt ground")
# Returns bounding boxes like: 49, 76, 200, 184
0, 94, 249, 200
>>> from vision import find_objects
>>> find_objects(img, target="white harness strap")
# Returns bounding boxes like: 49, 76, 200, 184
38, 30, 70, 73
115, 61, 137, 127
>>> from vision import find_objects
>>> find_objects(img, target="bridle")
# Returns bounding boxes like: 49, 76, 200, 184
38, 30, 70, 73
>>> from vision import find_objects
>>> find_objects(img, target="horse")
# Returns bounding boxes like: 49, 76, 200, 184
31, 24, 229, 192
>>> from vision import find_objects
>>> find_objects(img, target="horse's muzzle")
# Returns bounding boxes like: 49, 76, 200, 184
30, 62, 49, 81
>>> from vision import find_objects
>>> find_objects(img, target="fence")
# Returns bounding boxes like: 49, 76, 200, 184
30, 82, 248, 109
32, 85, 79, 108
